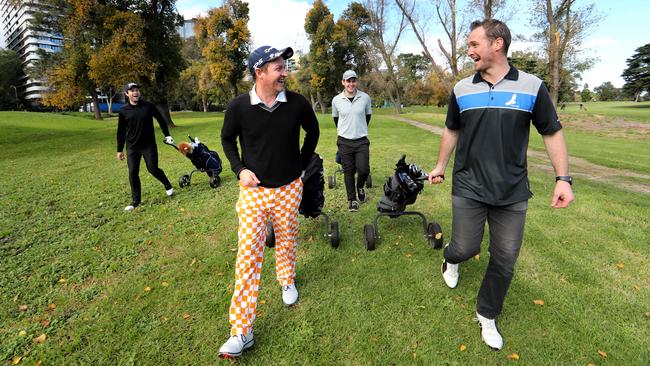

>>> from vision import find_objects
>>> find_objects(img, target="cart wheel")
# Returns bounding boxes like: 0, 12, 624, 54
328, 175, 335, 189
366, 174, 372, 188
209, 175, 221, 188
427, 222, 443, 249
364, 224, 376, 251
265, 221, 275, 248
330, 221, 340, 248
179, 174, 190, 188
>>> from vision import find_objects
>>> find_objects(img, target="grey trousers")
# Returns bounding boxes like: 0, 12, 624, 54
444, 195, 528, 318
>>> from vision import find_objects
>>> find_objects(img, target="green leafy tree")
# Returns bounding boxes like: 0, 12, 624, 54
0, 49, 22, 110
580, 83, 592, 102
331, 2, 372, 81
305, 0, 336, 113
621, 43, 650, 102
594, 81, 621, 101
195, 0, 251, 100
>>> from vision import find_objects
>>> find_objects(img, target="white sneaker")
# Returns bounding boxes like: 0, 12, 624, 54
441, 259, 459, 288
218, 333, 254, 358
124, 204, 137, 212
282, 283, 299, 306
475, 312, 504, 350
165, 188, 174, 197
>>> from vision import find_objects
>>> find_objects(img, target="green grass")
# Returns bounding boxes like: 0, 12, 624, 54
1, 110, 649, 365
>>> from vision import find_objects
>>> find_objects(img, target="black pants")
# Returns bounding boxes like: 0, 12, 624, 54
126, 145, 172, 205
444, 196, 528, 318
337, 136, 370, 202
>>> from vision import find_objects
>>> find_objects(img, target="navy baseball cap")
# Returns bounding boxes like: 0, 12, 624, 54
247, 46, 294, 74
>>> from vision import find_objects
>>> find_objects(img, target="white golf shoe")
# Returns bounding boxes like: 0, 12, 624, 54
475, 312, 504, 350
282, 283, 299, 306
165, 188, 174, 196
441, 259, 459, 288
218, 333, 254, 358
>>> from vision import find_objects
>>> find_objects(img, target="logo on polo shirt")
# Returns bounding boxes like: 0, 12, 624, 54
505, 93, 518, 106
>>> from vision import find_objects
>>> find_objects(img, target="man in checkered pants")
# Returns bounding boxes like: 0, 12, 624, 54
218, 45, 320, 358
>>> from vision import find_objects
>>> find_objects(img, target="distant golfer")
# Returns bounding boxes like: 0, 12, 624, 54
218, 46, 320, 358
116, 83, 174, 211
331, 69, 372, 212
428, 19, 574, 350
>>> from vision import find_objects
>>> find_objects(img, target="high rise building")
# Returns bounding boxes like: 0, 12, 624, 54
0, 0, 63, 105
177, 18, 196, 39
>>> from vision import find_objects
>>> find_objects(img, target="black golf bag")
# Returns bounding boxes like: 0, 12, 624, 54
186, 142, 222, 177
299, 153, 325, 218
377, 155, 427, 213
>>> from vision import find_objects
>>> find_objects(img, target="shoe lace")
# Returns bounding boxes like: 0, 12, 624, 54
475, 316, 497, 330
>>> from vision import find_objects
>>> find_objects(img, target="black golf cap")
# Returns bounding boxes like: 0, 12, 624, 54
247, 46, 293, 75
126, 82, 140, 91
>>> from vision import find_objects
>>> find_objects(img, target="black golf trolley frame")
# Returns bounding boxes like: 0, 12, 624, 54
363, 176, 443, 251
165, 135, 222, 189
266, 211, 340, 249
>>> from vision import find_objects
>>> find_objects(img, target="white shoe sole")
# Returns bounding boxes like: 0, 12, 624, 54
218, 340, 254, 358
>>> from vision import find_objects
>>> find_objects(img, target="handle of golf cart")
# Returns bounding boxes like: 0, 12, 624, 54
415, 174, 444, 182
163, 139, 179, 151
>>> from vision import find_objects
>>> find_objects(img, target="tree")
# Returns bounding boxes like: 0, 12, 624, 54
118, 0, 185, 127
621, 43, 650, 102
468, 0, 511, 21
529, 0, 601, 106
394, 0, 453, 91
305, 0, 336, 113
88, 11, 155, 114
594, 81, 620, 101
364, 0, 407, 113
580, 83, 592, 102
195, 0, 250, 100
0, 49, 22, 110
331, 2, 372, 81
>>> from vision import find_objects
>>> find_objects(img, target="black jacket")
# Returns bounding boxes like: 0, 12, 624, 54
117, 101, 170, 151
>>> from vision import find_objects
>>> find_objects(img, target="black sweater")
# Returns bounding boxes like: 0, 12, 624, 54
221, 90, 320, 188
117, 101, 170, 151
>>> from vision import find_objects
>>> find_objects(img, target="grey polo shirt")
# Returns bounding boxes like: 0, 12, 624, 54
331, 90, 372, 139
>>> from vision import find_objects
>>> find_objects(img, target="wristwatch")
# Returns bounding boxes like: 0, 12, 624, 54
556, 175, 573, 185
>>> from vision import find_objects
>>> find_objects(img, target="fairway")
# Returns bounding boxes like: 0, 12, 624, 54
1, 108, 648, 365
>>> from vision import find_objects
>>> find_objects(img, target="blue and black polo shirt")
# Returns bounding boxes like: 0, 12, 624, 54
446, 66, 562, 205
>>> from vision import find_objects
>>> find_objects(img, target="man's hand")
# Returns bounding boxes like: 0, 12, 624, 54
164, 136, 174, 145
239, 169, 261, 187
117, 152, 125, 161
551, 181, 574, 208
428, 166, 446, 184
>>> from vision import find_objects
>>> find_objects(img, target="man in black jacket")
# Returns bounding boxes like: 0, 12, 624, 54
218, 46, 319, 358
116, 83, 174, 211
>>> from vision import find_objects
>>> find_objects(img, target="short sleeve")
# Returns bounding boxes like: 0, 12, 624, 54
531, 83, 562, 135
445, 91, 461, 130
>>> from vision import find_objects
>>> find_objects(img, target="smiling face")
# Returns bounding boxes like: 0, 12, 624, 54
256, 57, 288, 94
125, 88, 141, 105
342, 77, 358, 95
467, 26, 504, 73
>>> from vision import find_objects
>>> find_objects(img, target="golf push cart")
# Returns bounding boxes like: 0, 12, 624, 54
165, 135, 223, 189
266, 153, 340, 248
363, 155, 443, 251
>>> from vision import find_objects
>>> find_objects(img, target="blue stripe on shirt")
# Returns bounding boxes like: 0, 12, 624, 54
457, 91, 537, 113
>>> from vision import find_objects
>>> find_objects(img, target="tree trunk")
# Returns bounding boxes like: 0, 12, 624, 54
316, 90, 327, 114
202, 94, 208, 112
107, 88, 113, 114
230, 80, 238, 99
309, 92, 317, 111
91, 89, 102, 120
155, 101, 176, 128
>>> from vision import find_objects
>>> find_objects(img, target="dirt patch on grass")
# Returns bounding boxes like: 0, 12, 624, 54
560, 114, 650, 140
388, 115, 650, 194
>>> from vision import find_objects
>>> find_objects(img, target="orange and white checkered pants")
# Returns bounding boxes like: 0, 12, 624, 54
229, 178, 303, 335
